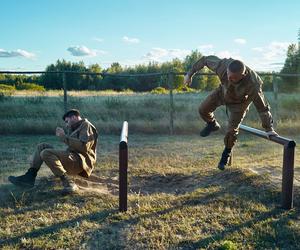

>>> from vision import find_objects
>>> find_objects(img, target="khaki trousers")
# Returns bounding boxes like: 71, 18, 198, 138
198, 88, 247, 149
30, 143, 83, 177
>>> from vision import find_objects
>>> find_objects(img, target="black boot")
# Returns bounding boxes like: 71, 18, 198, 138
218, 148, 232, 170
8, 168, 38, 188
60, 174, 79, 194
200, 120, 221, 137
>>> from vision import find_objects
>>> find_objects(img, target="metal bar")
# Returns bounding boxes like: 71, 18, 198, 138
282, 145, 295, 209
239, 124, 296, 210
119, 121, 128, 212
240, 125, 296, 147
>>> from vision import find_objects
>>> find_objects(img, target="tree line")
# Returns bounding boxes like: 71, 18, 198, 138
0, 44, 299, 92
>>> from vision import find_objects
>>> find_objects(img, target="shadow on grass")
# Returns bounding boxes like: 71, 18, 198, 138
0, 209, 113, 247
1, 168, 299, 249
0, 176, 116, 248
86, 168, 300, 249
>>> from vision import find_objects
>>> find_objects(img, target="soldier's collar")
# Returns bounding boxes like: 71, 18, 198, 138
71, 119, 85, 131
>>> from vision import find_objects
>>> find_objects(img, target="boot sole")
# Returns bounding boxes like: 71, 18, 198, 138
200, 126, 220, 137
8, 176, 34, 188
217, 164, 225, 171
62, 185, 79, 194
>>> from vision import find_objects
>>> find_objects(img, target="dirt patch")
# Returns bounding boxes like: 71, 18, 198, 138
74, 174, 118, 195
249, 165, 300, 187
130, 172, 216, 195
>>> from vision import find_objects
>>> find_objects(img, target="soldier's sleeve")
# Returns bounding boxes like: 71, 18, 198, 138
188, 55, 224, 78
246, 82, 274, 131
61, 122, 96, 153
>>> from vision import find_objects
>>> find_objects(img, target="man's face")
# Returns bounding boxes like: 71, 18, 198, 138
64, 115, 77, 128
227, 69, 245, 84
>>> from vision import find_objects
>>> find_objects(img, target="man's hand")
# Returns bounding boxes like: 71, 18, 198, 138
183, 74, 192, 86
56, 127, 65, 137
266, 128, 278, 139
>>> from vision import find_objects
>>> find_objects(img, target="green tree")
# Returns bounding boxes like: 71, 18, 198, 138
183, 50, 202, 71
280, 29, 300, 92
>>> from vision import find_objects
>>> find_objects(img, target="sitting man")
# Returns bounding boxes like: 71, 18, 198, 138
8, 109, 98, 193
184, 55, 278, 170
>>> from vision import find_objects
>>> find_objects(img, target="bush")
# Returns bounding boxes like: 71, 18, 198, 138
16, 83, 45, 91
0, 84, 15, 101
176, 85, 195, 93
151, 87, 168, 94
218, 240, 238, 250
0, 84, 16, 91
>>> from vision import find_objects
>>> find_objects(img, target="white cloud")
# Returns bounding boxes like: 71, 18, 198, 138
67, 46, 106, 57
122, 36, 140, 44
248, 41, 290, 70
234, 38, 247, 45
168, 49, 191, 58
197, 44, 214, 54
93, 37, 104, 42
262, 41, 289, 61
143, 47, 190, 61
215, 50, 242, 60
0, 49, 35, 58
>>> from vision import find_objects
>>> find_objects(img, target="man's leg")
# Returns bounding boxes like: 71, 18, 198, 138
198, 87, 223, 137
218, 110, 247, 170
40, 149, 83, 193
8, 143, 53, 187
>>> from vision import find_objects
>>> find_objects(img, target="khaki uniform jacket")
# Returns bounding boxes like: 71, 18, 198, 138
61, 119, 98, 177
188, 55, 273, 130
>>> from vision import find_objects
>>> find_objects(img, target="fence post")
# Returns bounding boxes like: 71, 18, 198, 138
168, 72, 174, 135
119, 121, 128, 212
62, 72, 68, 113
282, 143, 295, 209
272, 72, 278, 128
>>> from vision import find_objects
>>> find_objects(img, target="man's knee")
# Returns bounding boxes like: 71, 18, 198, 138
40, 149, 54, 161
37, 143, 53, 153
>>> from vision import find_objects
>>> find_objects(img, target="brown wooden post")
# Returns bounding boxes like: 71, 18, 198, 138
168, 72, 174, 135
62, 72, 68, 113
281, 142, 295, 209
239, 124, 296, 210
119, 121, 128, 212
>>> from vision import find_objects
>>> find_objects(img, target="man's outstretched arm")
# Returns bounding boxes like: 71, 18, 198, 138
184, 55, 223, 85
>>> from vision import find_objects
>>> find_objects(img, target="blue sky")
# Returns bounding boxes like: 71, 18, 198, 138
0, 0, 299, 71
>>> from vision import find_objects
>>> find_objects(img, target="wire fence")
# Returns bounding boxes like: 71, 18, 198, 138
0, 70, 300, 135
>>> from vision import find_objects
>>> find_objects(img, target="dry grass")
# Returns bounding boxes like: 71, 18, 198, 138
0, 133, 299, 249
0, 91, 299, 135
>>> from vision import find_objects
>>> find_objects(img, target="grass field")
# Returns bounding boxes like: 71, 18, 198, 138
0, 90, 300, 135
0, 133, 299, 249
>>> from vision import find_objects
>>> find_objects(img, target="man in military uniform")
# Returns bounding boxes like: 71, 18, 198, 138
184, 55, 278, 170
8, 109, 98, 193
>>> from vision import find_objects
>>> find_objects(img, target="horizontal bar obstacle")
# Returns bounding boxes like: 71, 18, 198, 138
239, 124, 296, 210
